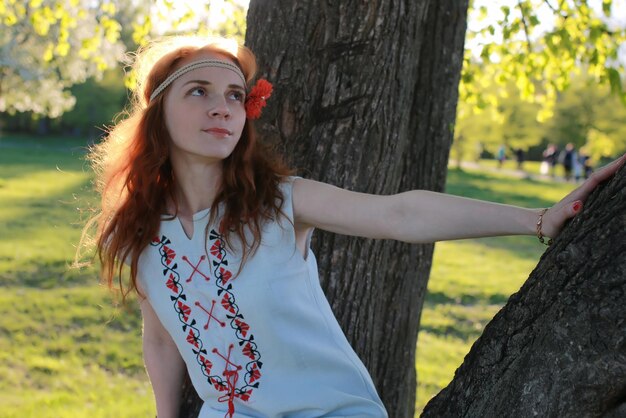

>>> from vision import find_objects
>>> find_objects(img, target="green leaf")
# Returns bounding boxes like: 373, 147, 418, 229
501, 6, 510, 20
529, 15, 540, 27
480, 45, 491, 60
607, 68, 623, 95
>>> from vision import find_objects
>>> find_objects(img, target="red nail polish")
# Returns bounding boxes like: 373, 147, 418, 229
573, 201, 582, 212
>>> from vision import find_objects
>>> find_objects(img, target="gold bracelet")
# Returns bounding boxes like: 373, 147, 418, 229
536, 208, 553, 246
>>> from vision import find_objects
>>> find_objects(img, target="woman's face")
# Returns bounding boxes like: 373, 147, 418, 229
163, 52, 247, 165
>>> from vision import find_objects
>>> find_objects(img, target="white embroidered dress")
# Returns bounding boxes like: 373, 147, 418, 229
138, 177, 388, 417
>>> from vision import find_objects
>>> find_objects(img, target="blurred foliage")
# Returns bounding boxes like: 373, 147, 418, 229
59, 67, 128, 139
545, 74, 626, 162
1, 67, 127, 139
453, 75, 543, 164
0, 0, 246, 136
0, 0, 125, 117
2, 0, 623, 157
148, 0, 247, 41
462, 0, 626, 117
453, 73, 626, 164
455, 0, 626, 163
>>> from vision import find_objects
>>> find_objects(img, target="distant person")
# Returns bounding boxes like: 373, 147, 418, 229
550, 145, 560, 177
579, 151, 593, 179
574, 149, 583, 182
542, 144, 559, 177
560, 143, 576, 181
497, 145, 506, 169
515, 148, 524, 171
475, 142, 484, 163
80, 35, 626, 417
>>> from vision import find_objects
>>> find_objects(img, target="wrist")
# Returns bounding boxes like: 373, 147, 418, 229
535, 208, 553, 246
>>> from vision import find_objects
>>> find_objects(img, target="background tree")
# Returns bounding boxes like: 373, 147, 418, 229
421, 164, 626, 418
0, 0, 125, 117
454, 71, 626, 167
57, 67, 128, 140
0, 0, 247, 136
545, 74, 626, 163
456, 0, 626, 165
452, 78, 543, 166
463, 0, 626, 114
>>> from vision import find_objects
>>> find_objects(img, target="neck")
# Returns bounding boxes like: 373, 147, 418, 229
170, 157, 223, 219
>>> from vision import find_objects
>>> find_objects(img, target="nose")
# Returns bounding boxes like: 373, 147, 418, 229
208, 95, 230, 119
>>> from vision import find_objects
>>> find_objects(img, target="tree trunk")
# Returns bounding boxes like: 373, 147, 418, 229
422, 165, 626, 418
178, 373, 202, 418
249, 1, 465, 416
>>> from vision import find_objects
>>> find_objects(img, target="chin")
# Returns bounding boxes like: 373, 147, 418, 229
199, 147, 237, 161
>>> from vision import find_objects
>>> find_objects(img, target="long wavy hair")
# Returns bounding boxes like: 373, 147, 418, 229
83, 36, 292, 301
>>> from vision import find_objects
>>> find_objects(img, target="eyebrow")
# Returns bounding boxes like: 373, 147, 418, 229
182, 80, 246, 91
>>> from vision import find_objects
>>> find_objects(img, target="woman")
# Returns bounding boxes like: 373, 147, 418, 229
86, 35, 624, 418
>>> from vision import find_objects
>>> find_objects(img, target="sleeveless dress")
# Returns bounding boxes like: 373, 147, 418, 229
137, 177, 388, 418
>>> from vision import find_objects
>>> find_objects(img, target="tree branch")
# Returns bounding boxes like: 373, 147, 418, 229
543, 0, 570, 19
543, 0, 559, 13
516, 0, 534, 54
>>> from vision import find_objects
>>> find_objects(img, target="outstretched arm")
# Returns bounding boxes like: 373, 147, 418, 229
292, 155, 625, 244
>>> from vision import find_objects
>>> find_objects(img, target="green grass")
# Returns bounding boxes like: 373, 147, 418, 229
0, 134, 577, 416
0, 135, 154, 417
476, 158, 543, 175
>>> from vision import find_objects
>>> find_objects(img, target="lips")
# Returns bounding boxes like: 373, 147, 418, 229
203, 127, 232, 136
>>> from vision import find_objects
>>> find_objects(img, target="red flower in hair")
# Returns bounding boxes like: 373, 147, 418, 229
245, 79, 273, 119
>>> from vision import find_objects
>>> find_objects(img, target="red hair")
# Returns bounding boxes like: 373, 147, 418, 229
84, 36, 292, 301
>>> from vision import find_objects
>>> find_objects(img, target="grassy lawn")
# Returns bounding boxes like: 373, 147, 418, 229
0, 135, 153, 417
0, 134, 577, 416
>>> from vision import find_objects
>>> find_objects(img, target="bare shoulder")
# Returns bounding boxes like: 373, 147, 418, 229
291, 177, 397, 239
291, 177, 349, 224
291, 177, 328, 227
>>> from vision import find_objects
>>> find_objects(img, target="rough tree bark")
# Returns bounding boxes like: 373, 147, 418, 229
422, 165, 626, 418
179, 1, 468, 416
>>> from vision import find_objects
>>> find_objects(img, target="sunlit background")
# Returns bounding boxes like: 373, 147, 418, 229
0, 1, 625, 416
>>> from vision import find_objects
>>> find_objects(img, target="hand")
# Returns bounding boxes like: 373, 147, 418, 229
542, 153, 626, 239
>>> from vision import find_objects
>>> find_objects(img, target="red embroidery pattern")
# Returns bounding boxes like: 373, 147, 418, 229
151, 232, 263, 417
182, 255, 211, 282
195, 300, 226, 329
207, 229, 263, 394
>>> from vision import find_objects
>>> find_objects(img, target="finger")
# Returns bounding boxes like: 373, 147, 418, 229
570, 200, 583, 216
558, 200, 583, 222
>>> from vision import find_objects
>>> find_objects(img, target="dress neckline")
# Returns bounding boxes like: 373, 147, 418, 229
162, 207, 211, 222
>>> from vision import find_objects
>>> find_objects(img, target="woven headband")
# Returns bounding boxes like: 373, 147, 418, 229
149, 59, 246, 102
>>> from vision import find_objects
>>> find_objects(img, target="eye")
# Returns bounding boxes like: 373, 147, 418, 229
228, 90, 245, 102
188, 87, 206, 97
